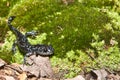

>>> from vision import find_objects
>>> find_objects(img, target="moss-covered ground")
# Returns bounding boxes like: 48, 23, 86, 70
0, 0, 120, 78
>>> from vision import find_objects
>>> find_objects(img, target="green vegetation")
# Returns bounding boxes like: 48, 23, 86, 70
0, 0, 120, 78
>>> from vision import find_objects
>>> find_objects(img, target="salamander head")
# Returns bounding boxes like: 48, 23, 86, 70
46, 45, 54, 54
34, 44, 54, 56
41, 45, 54, 56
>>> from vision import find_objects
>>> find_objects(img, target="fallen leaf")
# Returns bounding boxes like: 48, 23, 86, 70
0, 59, 6, 67
38, 78, 53, 80
4, 69, 13, 75
0, 75, 15, 80
65, 75, 85, 80
91, 69, 108, 80
11, 63, 21, 67
20, 55, 54, 78
27, 77, 37, 80
106, 74, 120, 80
18, 72, 27, 80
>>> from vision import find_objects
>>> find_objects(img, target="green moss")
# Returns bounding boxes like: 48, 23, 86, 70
2, 0, 119, 78
8, 0, 109, 58
0, 0, 19, 17
0, 0, 20, 42
90, 34, 120, 70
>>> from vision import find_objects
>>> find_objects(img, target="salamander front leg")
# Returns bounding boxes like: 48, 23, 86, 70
25, 31, 38, 38
11, 40, 17, 54
23, 52, 34, 65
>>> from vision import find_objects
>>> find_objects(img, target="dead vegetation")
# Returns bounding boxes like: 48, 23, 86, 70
0, 55, 120, 80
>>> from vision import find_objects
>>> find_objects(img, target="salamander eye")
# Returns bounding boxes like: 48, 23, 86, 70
48, 49, 51, 52
49, 45, 54, 52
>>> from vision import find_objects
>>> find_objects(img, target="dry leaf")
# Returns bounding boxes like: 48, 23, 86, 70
21, 55, 53, 78
91, 69, 108, 80
106, 74, 120, 80
65, 75, 85, 80
18, 72, 27, 80
0, 75, 15, 80
0, 59, 6, 67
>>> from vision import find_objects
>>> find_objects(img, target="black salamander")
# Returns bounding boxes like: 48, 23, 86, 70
8, 16, 54, 64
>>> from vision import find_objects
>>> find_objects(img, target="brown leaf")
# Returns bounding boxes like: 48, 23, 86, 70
0, 59, 6, 68
21, 64, 40, 77
0, 43, 3, 47
5, 64, 23, 74
106, 74, 120, 80
0, 75, 15, 80
11, 63, 21, 67
20, 55, 54, 78
91, 69, 108, 80
38, 78, 53, 80
4, 69, 13, 75
27, 77, 37, 80
65, 75, 85, 80
4, 76, 15, 80
0, 75, 5, 80
18, 72, 27, 80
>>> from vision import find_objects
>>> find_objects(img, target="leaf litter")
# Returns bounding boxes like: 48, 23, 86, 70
0, 56, 120, 80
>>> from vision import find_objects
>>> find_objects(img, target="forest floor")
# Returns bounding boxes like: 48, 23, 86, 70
0, 56, 120, 80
